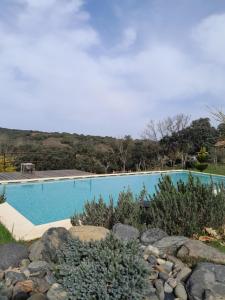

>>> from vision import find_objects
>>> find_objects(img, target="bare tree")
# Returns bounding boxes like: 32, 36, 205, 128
210, 108, 225, 124
143, 114, 191, 141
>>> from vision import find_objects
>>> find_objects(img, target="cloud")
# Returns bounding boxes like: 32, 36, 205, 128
0, 1, 225, 137
192, 13, 225, 65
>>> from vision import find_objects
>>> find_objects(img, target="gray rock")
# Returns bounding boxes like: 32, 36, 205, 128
32, 277, 50, 293
141, 228, 168, 246
186, 262, 225, 300
0, 244, 28, 270
155, 279, 165, 300
0, 282, 13, 298
164, 282, 173, 293
47, 283, 68, 300
174, 283, 187, 300
176, 267, 192, 282
153, 236, 189, 255
27, 294, 47, 300
147, 255, 158, 265
177, 240, 225, 266
28, 261, 49, 278
112, 223, 139, 241
12, 291, 29, 300
0, 270, 4, 281
159, 272, 169, 282
29, 227, 71, 263
5, 271, 26, 285
20, 260, 30, 269
144, 245, 160, 257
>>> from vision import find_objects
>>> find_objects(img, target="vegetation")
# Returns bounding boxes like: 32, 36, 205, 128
145, 176, 225, 236
0, 115, 224, 174
56, 234, 148, 300
71, 190, 145, 230
195, 147, 209, 172
0, 194, 6, 204
0, 223, 14, 244
72, 175, 225, 237
204, 164, 225, 176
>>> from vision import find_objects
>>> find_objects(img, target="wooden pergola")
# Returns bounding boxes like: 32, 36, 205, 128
214, 140, 225, 164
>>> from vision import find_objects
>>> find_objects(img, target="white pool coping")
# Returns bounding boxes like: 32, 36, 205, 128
0, 169, 224, 241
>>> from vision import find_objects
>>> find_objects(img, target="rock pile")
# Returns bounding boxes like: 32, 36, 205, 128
0, 224, 225, 299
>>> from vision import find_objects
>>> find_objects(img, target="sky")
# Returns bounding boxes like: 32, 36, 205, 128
0, 0, 225, 137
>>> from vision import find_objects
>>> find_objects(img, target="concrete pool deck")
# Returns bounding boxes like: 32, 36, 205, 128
0, 169, 224, 241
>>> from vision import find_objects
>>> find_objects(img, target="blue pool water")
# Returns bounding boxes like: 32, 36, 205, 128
0, 171, 225, 225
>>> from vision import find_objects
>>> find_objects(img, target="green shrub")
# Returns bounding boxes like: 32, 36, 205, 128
145, 175, 225, 236
195, 162, 208, 172
71, 197, 114, 228
71, 190, 144, 229
0, 194, 6, 204
56, 234, 149, 300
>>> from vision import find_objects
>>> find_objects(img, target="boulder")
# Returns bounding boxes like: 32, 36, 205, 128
177, 240, 225, 266
152, 236, 189, 255
13, 280, 34, 294
140, 228, 168, 245
186, 262, 225, 300
5, 271, 26, 285
47, 283, 68, 300
28, 261, 49, 278
12, 291, 30, 300
112, 223, 139, 241
69, 225, 109, 241
29, 227, 71, 263
27, 294, 47, 300
0, 243, 29, 270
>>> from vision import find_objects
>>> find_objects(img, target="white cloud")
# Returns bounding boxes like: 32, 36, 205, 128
192, 13, 225, 65
0, 2, 225, 137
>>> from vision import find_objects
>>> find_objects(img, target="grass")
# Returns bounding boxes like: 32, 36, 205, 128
203, 163, 225, 176
0, 222, 15, 244
207, 240, 225, 254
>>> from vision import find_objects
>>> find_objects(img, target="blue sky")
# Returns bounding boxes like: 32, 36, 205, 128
0, 0, 225, 137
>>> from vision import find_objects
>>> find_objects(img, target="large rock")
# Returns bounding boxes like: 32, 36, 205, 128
140, 228, 168, 246
112, 223, 139, 241
177, 240, 225, 266
29, 227, 71, 263
47, 283, 68, 300
152, 236, 189, 255
0, 243, 29, 270
27, 294, 48, 300
69, 225, 109, 241
186, 262, 225, 300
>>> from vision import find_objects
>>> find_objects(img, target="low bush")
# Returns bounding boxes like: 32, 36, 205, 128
0, 194, 6, 204
71, 175, 225, 237
71, 190, 144, 230
145, 175, 225, 236
56, 234, 149, 300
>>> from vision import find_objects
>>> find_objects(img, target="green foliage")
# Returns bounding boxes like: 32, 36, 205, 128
197, 147, 208, 163
0, 223, 14, 244
195, 162, 208, 172
71, 190, 144, 229
71, 197, 114, 229
72, 175, 225, 237
0, 194, 6, 204
194, 146, 209, 172
145, 175, 225, 236
56, 234, 148, 300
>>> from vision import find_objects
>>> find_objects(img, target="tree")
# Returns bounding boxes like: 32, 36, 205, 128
143, 114, 190, 141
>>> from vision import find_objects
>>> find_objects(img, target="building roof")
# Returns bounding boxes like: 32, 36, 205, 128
215, 140, 225, 147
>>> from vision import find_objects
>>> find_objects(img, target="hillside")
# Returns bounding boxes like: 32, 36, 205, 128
0, 117, 223, 174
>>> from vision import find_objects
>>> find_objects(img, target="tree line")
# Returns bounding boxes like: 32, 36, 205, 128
0, 114, 224, 173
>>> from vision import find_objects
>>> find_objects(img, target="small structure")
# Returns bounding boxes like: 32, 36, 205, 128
214, 140, 225, 164
21, 163, 35, 173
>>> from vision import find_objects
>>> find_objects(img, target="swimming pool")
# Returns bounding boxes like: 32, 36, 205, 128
0, 171, 225, 225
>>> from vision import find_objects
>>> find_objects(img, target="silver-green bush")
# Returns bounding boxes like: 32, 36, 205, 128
56, 234, 149, 300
